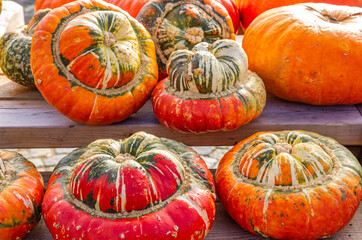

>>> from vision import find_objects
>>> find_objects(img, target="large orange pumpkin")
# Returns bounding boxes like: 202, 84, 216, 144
236, 0, 362, 30
242, 3, 362, 105
215, 130, 362, 239
31, 0, 158, 125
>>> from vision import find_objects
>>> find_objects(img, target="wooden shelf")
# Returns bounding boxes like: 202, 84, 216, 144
24, 172, 362, 240
0, 74, 361, 148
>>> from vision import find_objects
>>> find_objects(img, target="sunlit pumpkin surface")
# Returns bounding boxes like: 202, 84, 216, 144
31, 0, 158, 125
42, 132, 216, 239
216, 130, 362, 239
243, 3, 362, 105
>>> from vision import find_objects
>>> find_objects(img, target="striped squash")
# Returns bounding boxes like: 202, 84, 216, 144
0, 151, 44, 240
42, 132, 216, 239
215, 130, 362, 239
0, 9, 50, 86
136, 0, 236, 78
30, 0, 158, 125
152, 39, 266, 133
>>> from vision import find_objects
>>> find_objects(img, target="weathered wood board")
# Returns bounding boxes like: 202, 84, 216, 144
0, 75, 361, 148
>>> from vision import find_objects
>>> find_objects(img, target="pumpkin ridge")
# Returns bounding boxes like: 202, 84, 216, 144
50, 9, 146, 98
64, 157, 194, 219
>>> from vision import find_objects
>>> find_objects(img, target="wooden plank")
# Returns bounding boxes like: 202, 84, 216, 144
357, 104, 362, 116
0, 76, 42, 100
24, 171, 362, 240
0, 75, 361, 148
0, 99, 361, 148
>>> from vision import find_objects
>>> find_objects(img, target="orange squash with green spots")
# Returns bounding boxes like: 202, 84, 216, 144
152, 39, 266, 133
42, 132, 216, 239
215, 130, 362, 239
31, 0, 158, 125
0, 151, 44, 240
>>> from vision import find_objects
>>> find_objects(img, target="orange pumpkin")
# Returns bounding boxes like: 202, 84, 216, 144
236, 0, 362, 30
31, 0, 158, 125
215, 130, 362, 239
242, 3, 362, 105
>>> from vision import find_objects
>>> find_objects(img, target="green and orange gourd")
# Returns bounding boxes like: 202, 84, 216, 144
137, 0, 236, 78
31, 0, 158, 125
42, 131, 216, 239
152, 39, 266, 133
0, 9, 50, 86
0, 151, 44, 240
216, 130, 362, 239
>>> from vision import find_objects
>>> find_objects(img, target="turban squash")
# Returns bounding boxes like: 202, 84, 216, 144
236, 0, 362, 30
0, 9, 50, 86
31, 0, 158, 125
0, 151, 44, 240
34, 0, 240, 34
215, 130, 362, 239
42, 131, 216, 239
242, 3, 362, 105
137, 0, 236, 78
152, 39, 266, 133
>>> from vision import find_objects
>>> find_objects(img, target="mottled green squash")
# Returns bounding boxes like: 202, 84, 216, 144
0, 9, 50, 86
137, 0, 236, 78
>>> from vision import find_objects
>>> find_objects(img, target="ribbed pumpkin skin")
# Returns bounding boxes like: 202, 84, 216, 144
152, 39, 266, 133
0, 9, 50, 86
42, 132, 215, 240
215, 130, 362, 239
34, 0, 75, 12
31, 0, 158, 125
242, 3, 362, 105
236, 0, 362, 29
137, 0, 236, 78
0, 151, 45, 240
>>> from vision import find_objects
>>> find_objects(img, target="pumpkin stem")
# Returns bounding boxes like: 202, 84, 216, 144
104, 31, 116, 47
0, 156, 5, 180
114, 153, 136, 163
274, 143, 292, 155
184, 27, 204, 45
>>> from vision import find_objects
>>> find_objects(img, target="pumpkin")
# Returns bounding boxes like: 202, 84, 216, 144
0, 151, 44, 240
34, 0, 76, 12
215, 130, 362, 239
42, 131, 216, 239
137, 0, 236, 79
242, 3, 362, 105
0, 9, 50, 86
31, 0, 158, 125
152, 39, 266, 133
236, 0, 362, 30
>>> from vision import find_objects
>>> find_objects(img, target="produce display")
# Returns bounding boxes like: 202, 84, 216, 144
30, 0, 158, 125
137, 0, 236, 78
236, 0, 362, 30
42, 131, 216, 239
152, 39, 266, 133
0, 151, 44, 240
243, 3, 362, 105
0, 0, 361, 238
215, 130, 362, 239
0, 9, 50, 86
